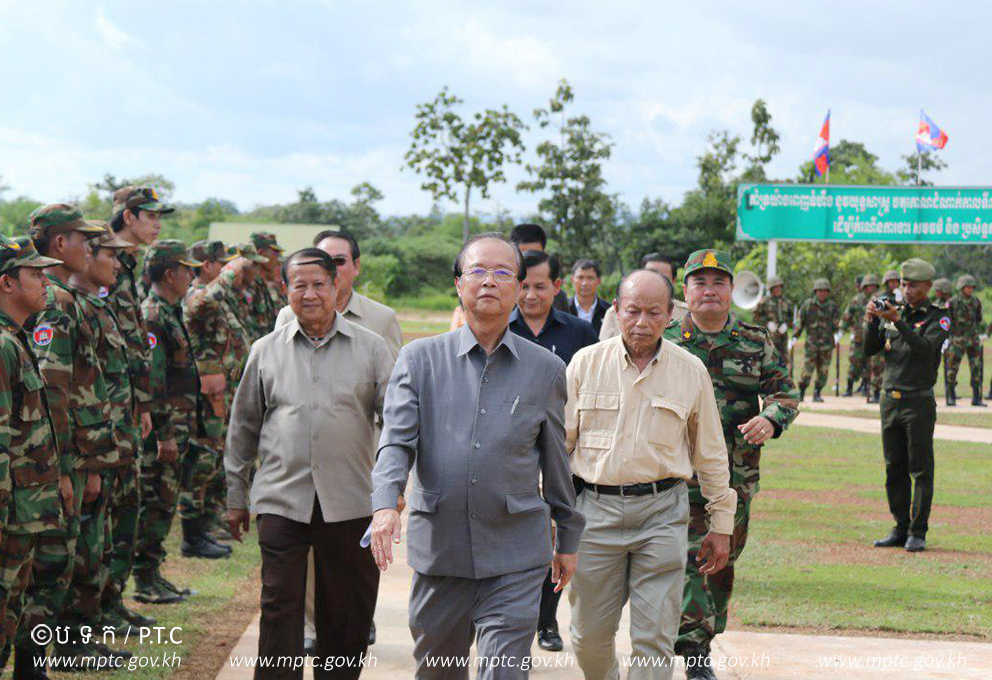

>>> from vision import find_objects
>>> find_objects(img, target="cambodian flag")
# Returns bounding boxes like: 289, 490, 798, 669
916, 110, 948, 152
813, 110, 830, 177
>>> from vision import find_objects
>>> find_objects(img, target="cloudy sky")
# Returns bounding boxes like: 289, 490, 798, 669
1, 1, 988, 217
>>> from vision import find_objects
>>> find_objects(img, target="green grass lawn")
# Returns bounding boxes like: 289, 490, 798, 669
54, 529, 263, 680
804, 340, 992, 399
735, 424, 992, 638
817, 408, 992, 429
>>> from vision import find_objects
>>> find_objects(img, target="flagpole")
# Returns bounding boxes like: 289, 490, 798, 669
916, 148, 922, 186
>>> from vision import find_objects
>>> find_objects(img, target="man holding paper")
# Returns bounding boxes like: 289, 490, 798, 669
370, 232, 584, 679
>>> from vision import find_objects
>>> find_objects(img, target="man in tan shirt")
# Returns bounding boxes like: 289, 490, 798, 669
599, 253, 689, 340
566, 270, 736, 680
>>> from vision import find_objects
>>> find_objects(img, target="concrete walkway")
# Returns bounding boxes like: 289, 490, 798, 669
215, 518, 992, 680
795, 411, 992, 443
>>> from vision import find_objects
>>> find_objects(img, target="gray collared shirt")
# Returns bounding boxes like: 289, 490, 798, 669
226, 314, 394, 523
372, 323, 585, 579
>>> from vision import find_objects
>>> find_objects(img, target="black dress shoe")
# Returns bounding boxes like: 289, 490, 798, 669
303, 637, 316, 655
683, 646, 718, 680
368, 621, 376, 646
536, 623, 563, 652
905, 536, 926, 552
873, 529, 908, 547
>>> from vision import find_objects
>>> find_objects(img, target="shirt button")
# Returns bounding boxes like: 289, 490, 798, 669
471, 477, 478, 485
471, 512, 479, 519
312, 375, 319, 383
312, 403, 318, 410
480, 408, 486, 415
312, 434, 319, 442
483, 376, 489, 383
474, 442, 481, 449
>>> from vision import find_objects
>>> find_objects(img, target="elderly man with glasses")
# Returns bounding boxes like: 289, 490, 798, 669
370, 232, 584, 680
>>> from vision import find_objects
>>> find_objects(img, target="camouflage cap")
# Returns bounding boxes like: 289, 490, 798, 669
682, 249, 734, 281
191, 239, 235, 263
0, 235, 63, 274
250, 232, 283, 253
227, 243, 269, 264
881, 269, 900, 285
899, 258, 936, 282
28, 203, 107, 240
933, 277, 952, 294
860, 274, 880, 288
86, 220, 132, 249
813, 278, 831, 291
767, 275, 784, 289
956, 274, 977, 290
145, 240, 202, 268
112, 185, 175, 218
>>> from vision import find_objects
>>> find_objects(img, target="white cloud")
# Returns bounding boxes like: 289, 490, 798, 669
95, 5, 140, 50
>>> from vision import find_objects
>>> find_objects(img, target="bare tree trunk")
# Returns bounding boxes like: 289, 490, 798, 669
463, 187, 471, 243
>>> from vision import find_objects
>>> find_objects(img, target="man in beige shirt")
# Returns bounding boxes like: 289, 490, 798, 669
599, 253, 689, 340
566, 270, 736, 680
226, 248, 394, 678
274, 229, 401, 649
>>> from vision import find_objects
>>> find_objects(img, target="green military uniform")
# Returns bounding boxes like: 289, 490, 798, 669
944, 275, 986, 406
867, 271, 902, 403
178, 241, 235, 559
840, 274, 879, 396
248, 232, 286, 336
865, 259, 948, 552
70, 227, 150, 632
0, 237, 64, 656
18, 207, 119, 661
134, 242, 205, 602
751, 275, 793, 366
227, 244, 270, 344
932, 278, 952, 310
664, 250, 800, 659
795, 279, 840, 401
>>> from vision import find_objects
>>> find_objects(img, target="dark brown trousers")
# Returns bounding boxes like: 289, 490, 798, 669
256, 497, 378, 680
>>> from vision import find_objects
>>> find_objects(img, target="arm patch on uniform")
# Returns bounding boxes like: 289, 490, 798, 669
33, 324, 54, 346
939, 317, 951, 331
147, 332, 158, 349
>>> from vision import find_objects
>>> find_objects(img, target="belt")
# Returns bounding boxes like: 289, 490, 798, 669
884, 388, 934, 400
573, 475, 682, 497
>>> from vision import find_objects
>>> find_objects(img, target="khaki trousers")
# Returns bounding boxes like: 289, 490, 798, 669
569, 482, 688, 680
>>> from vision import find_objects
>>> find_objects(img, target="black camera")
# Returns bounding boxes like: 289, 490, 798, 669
871, 296, 893, 311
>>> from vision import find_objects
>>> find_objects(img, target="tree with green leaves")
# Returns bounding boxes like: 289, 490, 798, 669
517, 79, 616, 264
405, 87, 526, 242
896, 151, 947, 186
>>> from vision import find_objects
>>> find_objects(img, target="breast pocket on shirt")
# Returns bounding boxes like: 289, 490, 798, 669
576, 391, 620, 451
648, 397, 688, 452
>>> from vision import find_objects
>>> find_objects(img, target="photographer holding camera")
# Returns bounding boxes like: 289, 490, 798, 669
864, 258, 949, 554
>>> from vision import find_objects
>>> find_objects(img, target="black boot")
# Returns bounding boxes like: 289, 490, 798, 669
13, 642, 49, 680
873, 528, 908, 547
972, 386, 987, 407
181, 518, 230, 559
681, 643, 718, 680
812, 388, 824, 403
986, 384, 992, 401
799, 385, 807, 402
867, 388, 880, 404
843, 379, 854, 397
947, 384, 956, 407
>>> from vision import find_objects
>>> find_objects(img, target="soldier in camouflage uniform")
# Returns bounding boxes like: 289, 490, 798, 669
0, 236, 67, 676
226, 243, 270, 343
20, 206, 129, 666
945, 275, 986, 407
932, 278, 952, 309
751, 275, 792, 366
69, 226, 157, 635
867, 270, 902, 404
177, 241, 235, 559
248, 232, 286, 336
134, 242, 205, 604
794, 279, 840, 402
664, 250, 799, 677
187, 250, 260, 543
840, 274, 879, 396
